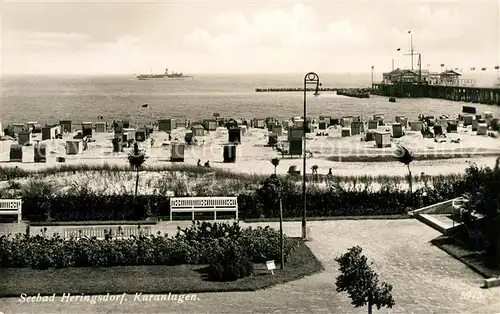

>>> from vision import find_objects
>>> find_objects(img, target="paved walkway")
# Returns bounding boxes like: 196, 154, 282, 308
1, 219, 500, 313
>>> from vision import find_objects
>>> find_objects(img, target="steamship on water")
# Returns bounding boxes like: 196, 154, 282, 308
136, 68, 193, 80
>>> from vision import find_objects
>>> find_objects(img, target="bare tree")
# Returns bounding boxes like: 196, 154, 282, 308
128, 143, 146, 206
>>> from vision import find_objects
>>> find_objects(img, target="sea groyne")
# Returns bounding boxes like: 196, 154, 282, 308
254, 87, 373, 99
336, 88, 371, 98
255, 87, 339, 92
372, 83, 500, 106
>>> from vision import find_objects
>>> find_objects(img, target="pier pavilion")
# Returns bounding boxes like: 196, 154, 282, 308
374, 68, 500, 105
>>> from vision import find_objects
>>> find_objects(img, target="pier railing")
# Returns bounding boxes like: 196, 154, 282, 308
372, 83, 500, 105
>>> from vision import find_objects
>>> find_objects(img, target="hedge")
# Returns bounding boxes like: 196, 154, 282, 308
18, 181, 464, 222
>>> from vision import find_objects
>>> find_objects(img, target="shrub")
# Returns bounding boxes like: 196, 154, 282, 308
21, 195, 170, 222
0, 222, 292, 270
206, 238, 254, 281
240, 226, 295, 263
175, 221, 293, 264
175, 220, 242, 242
21, 180, 56, 198
13, 170, 467, 222
460, 160, 500, 266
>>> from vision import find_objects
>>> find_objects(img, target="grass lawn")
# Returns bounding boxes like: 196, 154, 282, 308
0, 238, 323, 297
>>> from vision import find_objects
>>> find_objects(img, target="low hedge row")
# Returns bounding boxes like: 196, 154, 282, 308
18, 183, 462, 222
0, 221, 295, 270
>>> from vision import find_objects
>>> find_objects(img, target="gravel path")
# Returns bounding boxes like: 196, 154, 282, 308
1, 219, 499, 314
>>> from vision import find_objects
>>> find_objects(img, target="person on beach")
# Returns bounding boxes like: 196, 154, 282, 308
204, 160, 211, 168
327, 168, 333, 176
150, 138, 155, 148
168, 133, 172, 141
197, 159, 202, 167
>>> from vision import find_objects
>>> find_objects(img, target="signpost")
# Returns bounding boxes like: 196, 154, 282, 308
266, 260, 276, 275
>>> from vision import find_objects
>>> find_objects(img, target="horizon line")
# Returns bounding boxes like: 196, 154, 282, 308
1, 71, 377, 76
2, 70, 497, 77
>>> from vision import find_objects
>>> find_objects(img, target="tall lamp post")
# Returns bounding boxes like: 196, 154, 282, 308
302, 72, 321, 240
394, 48, 401, 71
403, 51, 422, 84
495, 65, 500, 86
408, 30, 414, 71
371, 66, 375, 88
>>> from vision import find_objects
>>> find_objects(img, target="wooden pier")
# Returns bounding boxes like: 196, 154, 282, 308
372, 83, 500, 105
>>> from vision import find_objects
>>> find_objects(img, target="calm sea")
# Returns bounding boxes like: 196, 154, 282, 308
1, 73, 500, 125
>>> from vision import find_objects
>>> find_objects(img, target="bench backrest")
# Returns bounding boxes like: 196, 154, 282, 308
0, 199, 23, 223
0, 199, 22, 211
170, 197, 238, 209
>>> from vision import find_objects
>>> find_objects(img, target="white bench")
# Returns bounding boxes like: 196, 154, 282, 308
64, 225, 152, 239
170, 196, 238, 221
0, 199, 22, 223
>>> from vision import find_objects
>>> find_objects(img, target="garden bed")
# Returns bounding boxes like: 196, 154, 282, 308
431, 235, 500, 278
0, 238, 323, 297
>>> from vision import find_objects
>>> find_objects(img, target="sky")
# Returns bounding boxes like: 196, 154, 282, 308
1, 0, 499, 75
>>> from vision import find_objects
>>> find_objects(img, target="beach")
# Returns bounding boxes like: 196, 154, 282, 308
1, 121, 498, 178
1, 74, 499, 178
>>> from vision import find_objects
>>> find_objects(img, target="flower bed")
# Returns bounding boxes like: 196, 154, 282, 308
0, 237, 323, 297
0, 221, 324, 296
0, 221, 294, 269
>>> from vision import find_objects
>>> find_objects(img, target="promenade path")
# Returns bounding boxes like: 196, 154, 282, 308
2, 219, 500, 314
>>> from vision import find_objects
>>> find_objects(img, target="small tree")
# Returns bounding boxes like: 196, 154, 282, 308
271, 157, 280, 175
395, 145, 414, 193
128, 143, 146, 206
335, 246, 395, 314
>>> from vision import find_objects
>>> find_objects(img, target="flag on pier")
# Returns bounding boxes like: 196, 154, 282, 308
142, 104, 149, 108
495, 66, 500, 70
440, 64, 445, 67
397, 48, 401, 51
481, 68, 487, 71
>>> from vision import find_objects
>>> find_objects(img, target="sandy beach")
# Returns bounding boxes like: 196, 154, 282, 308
1, 120, 499, 177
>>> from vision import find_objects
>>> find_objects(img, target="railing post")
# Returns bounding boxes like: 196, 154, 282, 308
170, 199, 173, 221
19, 200, 22, 223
